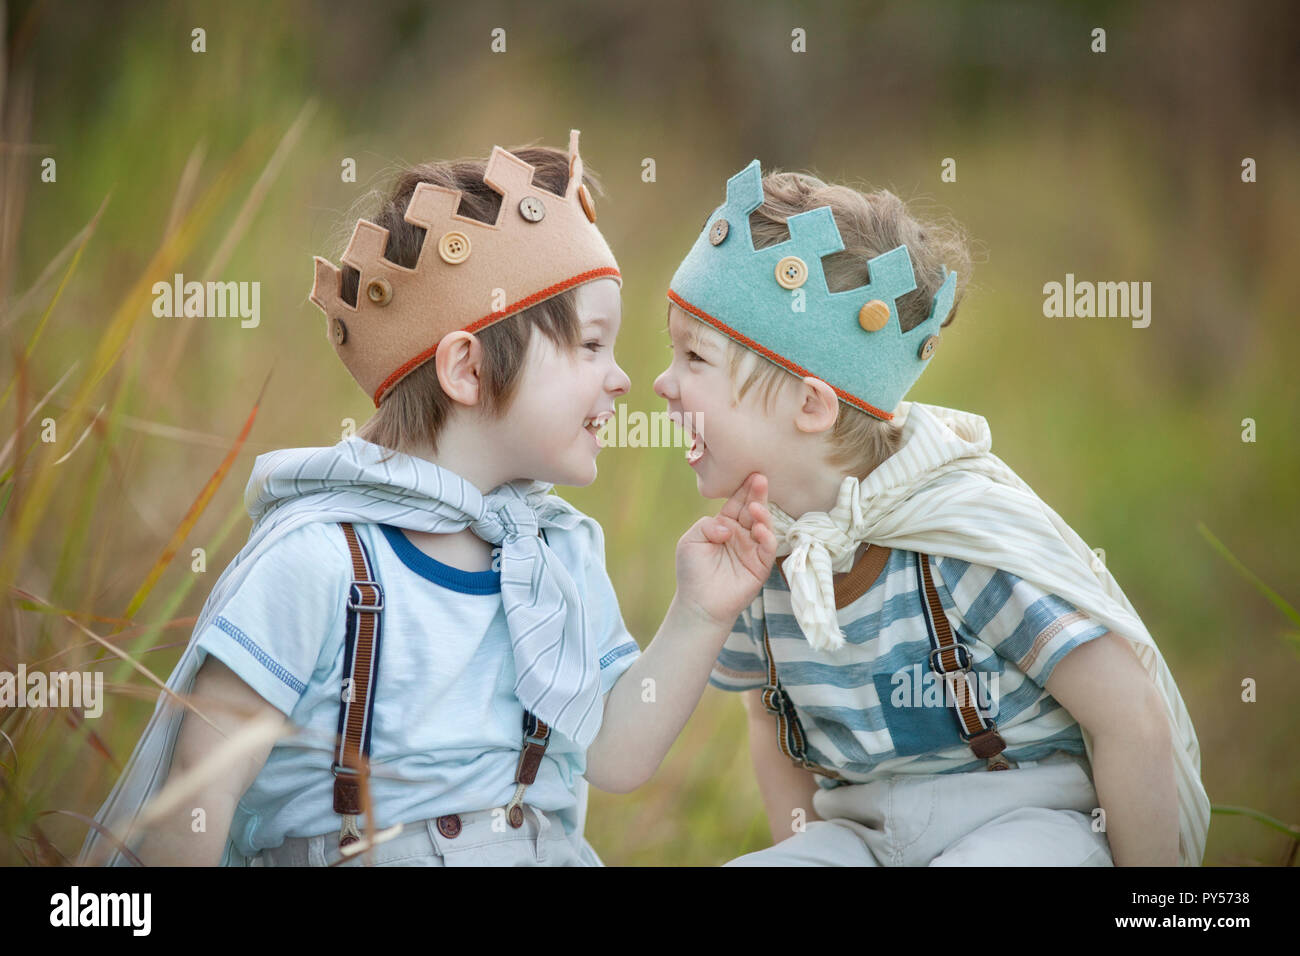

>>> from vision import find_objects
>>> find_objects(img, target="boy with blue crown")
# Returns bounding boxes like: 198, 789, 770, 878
654, 160, 1211, 865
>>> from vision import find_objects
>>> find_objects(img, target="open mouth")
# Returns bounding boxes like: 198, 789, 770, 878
664, 409, 706, 466
673, 413, 705, 466
685, 432, 705, 465
583, 411, 614, 445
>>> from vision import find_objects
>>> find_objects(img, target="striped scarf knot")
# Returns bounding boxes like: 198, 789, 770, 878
770, 476, 874, 652
472, 496, 540, 544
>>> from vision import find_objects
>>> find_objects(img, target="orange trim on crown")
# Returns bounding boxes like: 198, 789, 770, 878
666, 289, 895, 421
372, 266, 623, 406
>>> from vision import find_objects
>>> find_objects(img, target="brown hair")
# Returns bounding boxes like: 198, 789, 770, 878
710, 171, 973, 478
342, 146, 600, 460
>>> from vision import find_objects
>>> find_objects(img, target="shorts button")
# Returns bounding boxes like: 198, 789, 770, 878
518, 196, 546, 222
709, 218, 729, 245
577, 183, 597, 223
508, 805, 525, 829
858, 299, 890, 332
436, 814, 461, 838
774, 255, 808, 290
437, 231, 471, 264
919, 334, 940, 360
332, 317, 347, 345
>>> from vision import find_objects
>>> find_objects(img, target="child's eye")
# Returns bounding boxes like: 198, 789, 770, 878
686, 350, 704, 363
584, 340, 603, 352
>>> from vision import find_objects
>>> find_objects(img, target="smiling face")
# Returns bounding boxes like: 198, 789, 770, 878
497, 277, 629, 487
653, 304, 797, 500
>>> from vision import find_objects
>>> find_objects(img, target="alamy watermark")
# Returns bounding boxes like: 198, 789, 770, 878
152, 273, 260, 328
594, 404, 700, 449
1042, 274, 1150, 328
889, 663, 1000, 718
49, 886, 150, 935
0, 664, 104, 718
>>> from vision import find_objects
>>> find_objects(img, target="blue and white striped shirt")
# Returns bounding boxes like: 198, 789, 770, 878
710, 546, 1108, 783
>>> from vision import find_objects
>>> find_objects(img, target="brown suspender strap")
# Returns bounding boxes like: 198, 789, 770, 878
760, 543, 893, 781
504, 711, 550, 828
758, 619, 844, 781
331, 523, 554, 841
333, 522, 384, 845
918, 553, 1010, 770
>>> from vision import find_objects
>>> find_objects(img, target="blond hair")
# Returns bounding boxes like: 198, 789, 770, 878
700, 171, 973, 478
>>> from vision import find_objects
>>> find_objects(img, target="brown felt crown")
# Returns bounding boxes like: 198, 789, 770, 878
309, 129, 621, 406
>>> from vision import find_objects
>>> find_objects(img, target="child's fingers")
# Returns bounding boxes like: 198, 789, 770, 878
728, 473, 767, 530
753, 518, 777, 560
698, 518, 732, 545
719, 473, 755, 523
741, 473, 769, 529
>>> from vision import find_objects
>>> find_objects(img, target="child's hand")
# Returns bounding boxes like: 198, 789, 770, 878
674, 473, 777, 630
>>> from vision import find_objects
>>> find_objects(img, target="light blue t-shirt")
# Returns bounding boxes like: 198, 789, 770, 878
194, 513, 640, 857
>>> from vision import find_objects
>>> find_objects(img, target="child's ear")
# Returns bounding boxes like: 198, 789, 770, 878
434, 330, 484, 407
793, 376, 839, 435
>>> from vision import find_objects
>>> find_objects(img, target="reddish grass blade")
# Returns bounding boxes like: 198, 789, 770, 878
60, 709, 119, 772
118, 371, 270, 626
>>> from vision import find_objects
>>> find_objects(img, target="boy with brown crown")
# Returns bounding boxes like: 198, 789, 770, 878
81, 133, 777, 867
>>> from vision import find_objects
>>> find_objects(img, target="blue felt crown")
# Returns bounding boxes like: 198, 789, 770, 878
667, 160, 958, 421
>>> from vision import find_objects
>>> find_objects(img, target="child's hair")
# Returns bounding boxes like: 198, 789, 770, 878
343, 146, 602, 459
690, 171, 973, 478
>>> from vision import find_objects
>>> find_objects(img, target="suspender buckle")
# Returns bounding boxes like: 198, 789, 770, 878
759, 684, 787, 716
517, 712, 550, 785
960, 725, 1007, 759
514, 739, 548, 786
331, 762, 366, 815
928, 643, 971, 673
522, 711, 550, 740
348, 580, 384, 612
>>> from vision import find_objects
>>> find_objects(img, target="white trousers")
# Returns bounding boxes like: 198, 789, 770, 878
726, 750, 1114, 867
246, 805, 603, 867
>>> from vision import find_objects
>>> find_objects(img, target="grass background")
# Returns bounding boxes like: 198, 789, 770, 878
1, 0, 1297, 865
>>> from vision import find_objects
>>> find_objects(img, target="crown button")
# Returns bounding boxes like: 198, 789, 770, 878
578, 183, 597, 223
858, 299, 890, 332
709, 218, 729, 245
518, 196, 546, 223
366, 277, 392, 306
919, 334, 940, 360
332, 317, 347, 346
437, 231, 471, 264
774, 256, 808, 290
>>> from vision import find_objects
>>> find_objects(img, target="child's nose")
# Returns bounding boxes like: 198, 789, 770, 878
610, 361, 631, 398
653, 368, 674, 401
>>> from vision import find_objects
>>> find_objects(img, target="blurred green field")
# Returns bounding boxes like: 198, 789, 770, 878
2, 0, 1297, 866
